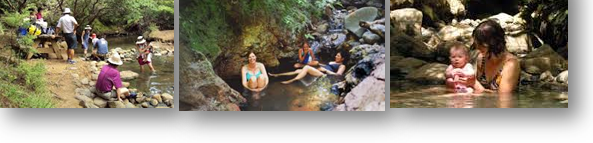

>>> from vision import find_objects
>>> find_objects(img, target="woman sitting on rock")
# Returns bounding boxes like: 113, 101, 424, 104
294, 42, 319, 68
241, 52, 269, 92
271, 50, 349, 84
471, 19, 520, 93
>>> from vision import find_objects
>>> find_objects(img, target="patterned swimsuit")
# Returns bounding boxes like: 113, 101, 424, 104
478, 56, 503, 90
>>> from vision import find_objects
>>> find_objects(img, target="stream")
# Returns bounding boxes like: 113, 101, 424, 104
98, 36, 174, 95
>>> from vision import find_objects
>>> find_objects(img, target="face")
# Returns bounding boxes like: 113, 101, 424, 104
474, 41, 488, 55
303, 43, 309, 49
449, 50, 468, 68
248, 53, 257, 64
335, 53, 343, 63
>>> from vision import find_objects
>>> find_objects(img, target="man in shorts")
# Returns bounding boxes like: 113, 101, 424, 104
56, 8, 79, 64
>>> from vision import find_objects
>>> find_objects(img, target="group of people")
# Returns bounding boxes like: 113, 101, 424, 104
44, 8, 158, 103
240, 41, 349, 94
445, 19, 520, 94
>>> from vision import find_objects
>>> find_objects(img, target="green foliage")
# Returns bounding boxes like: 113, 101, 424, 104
0, 23, 4, 34
520, 0, 568, 48
0, 62, 54, 108
180, 0, 229, 61
0, 11, 28, 28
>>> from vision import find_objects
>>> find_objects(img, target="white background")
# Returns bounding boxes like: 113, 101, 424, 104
0, 0, 586, 142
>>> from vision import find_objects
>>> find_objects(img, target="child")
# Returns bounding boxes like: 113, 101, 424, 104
445, 43, 475, 93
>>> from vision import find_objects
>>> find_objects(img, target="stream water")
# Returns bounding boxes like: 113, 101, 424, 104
99, 36, 174, 95
224, 59, 338, 111
390, 81, 568, 108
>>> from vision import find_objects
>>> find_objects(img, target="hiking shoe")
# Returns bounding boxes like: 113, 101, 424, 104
68, 60, 76, 64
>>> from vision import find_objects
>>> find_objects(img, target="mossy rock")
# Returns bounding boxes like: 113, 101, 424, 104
345, 7, 378, 37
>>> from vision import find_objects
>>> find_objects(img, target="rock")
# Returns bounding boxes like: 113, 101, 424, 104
179, 46, 247, 111
122, 82, 130, 88
83, 102, 99, 108
80, 78, 89, 85
391, 8, 422, 38
521, 45, 568, 75
520, 71, 538, 83
392, 57, 427, 75
48, 53, 57, 59
71, 74, 79, 79
75, 95, 93, 103
539, 71, 555, 82
437, 25, 473, 43
316, 22, 328, 34
90, 61, 97, 67
89, 81, 96, 86
405, 63, 448, 84
335, 76, 385, 111
108, 101, 126, 108
150, 99, 159, 106
345, 7, 379, 37
556, 70, 568, 84
97, 61, 107, 67
136, 97, 145, 103
91, 73, 99, 81
124, 101, 136, 108
161, 93, 173, 101
391, 33, 434, 58
141, 102, 150, 108
505, 34, 532, 54
120, 70, 139, 80
391, 0, 414, 9
93, 97, 108, 108
153, 94, 163, 103
362, 31, 381, 44
75, 88, 93, 98
446, 0, 465, 16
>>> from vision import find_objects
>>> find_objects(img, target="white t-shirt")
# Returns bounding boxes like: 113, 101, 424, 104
447, 63, 475, 77
56, 14, 78, 34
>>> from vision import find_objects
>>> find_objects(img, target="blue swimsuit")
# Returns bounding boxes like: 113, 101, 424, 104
246, 71, 262, 81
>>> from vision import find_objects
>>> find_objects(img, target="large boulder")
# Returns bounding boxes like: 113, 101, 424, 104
390, 0, 414, 10
345, 7, 379, 37
391, 33, 434, 59
120, 70, 139, 80
391, 57, 427, 75
521, 45, 568, 75
556, 70, 568, 84
335, 63, 385, 111
179, 46, 247, 111
405, 63, 448, 84
391, 8, 422, 38
505, 34, 532, 54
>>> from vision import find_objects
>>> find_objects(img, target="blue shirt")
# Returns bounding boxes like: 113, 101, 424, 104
95, 38, 109, 54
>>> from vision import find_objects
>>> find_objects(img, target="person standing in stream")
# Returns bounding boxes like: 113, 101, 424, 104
55, 8, 79, 64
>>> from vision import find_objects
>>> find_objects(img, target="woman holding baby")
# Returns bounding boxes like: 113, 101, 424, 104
447, 19, 520, 94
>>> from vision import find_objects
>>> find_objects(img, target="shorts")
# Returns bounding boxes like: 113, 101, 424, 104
137, 56, 151, 65
63, 33, 78, 49
93, 89, 117, 101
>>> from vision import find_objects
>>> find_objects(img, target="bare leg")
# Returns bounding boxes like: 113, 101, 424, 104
148, 63, 156, 72
282, 66, 324, 84
139, 65, 145, 72
248, 76, 258, 89
294, 63, 305, 68
269, 69, 302, 77
256, 75, 266, 89
307, 61, 319, 67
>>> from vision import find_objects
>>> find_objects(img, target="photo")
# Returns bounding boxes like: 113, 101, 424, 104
0, 0, 174, 108
390, 0, 568, 108
180, 0, 385, 111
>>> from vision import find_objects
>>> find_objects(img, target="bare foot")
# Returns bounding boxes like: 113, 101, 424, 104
281, 80, 294, 84
268, 73, 278, 77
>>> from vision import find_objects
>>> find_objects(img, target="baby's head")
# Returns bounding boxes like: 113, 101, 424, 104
449, 42, 470, 68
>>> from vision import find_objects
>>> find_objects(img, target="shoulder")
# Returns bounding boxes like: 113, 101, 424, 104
257, 62, 266, 68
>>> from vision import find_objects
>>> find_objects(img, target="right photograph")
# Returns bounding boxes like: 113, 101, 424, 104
390, 0, 568, 108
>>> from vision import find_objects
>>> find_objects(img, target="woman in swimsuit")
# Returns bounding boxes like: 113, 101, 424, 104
270, 51, 348, 84
293, 42, 319, 68
471, 19, 521, 94
241, 52, 269, 92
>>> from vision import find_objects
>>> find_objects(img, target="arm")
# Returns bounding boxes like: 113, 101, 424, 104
309, 49, 316, 61
498, 58, 520, 93
298, 49, 304, 62
241, 66, 249, 90
81, 30, 85, 41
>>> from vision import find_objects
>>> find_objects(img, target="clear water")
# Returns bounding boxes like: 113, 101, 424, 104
390, 81, 568, 108
103, 36, 174, 95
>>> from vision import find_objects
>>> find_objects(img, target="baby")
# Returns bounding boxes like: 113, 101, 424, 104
445, 43, 475, 93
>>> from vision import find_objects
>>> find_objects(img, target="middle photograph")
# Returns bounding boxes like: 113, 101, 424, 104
179, 0, 386, 111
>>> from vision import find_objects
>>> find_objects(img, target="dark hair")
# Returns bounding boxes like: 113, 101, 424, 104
338, 50, 350, 65
472, 19, 506, 58
449, 42, 469, 57
38, 7, 43, 11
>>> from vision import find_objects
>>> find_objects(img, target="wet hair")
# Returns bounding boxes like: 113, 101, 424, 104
449, 42, 469, 57
337, 50, 350, 65
472, 19, 506, 57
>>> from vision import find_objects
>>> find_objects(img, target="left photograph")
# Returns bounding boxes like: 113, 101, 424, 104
0, 0, 174, 108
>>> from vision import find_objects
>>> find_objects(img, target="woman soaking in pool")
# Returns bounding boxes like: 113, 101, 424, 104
270, 51, 349, 84
471, 19, 520, 93
241, 52, 269, 92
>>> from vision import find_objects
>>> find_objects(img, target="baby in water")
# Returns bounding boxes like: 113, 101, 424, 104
445, 43, 475, 93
